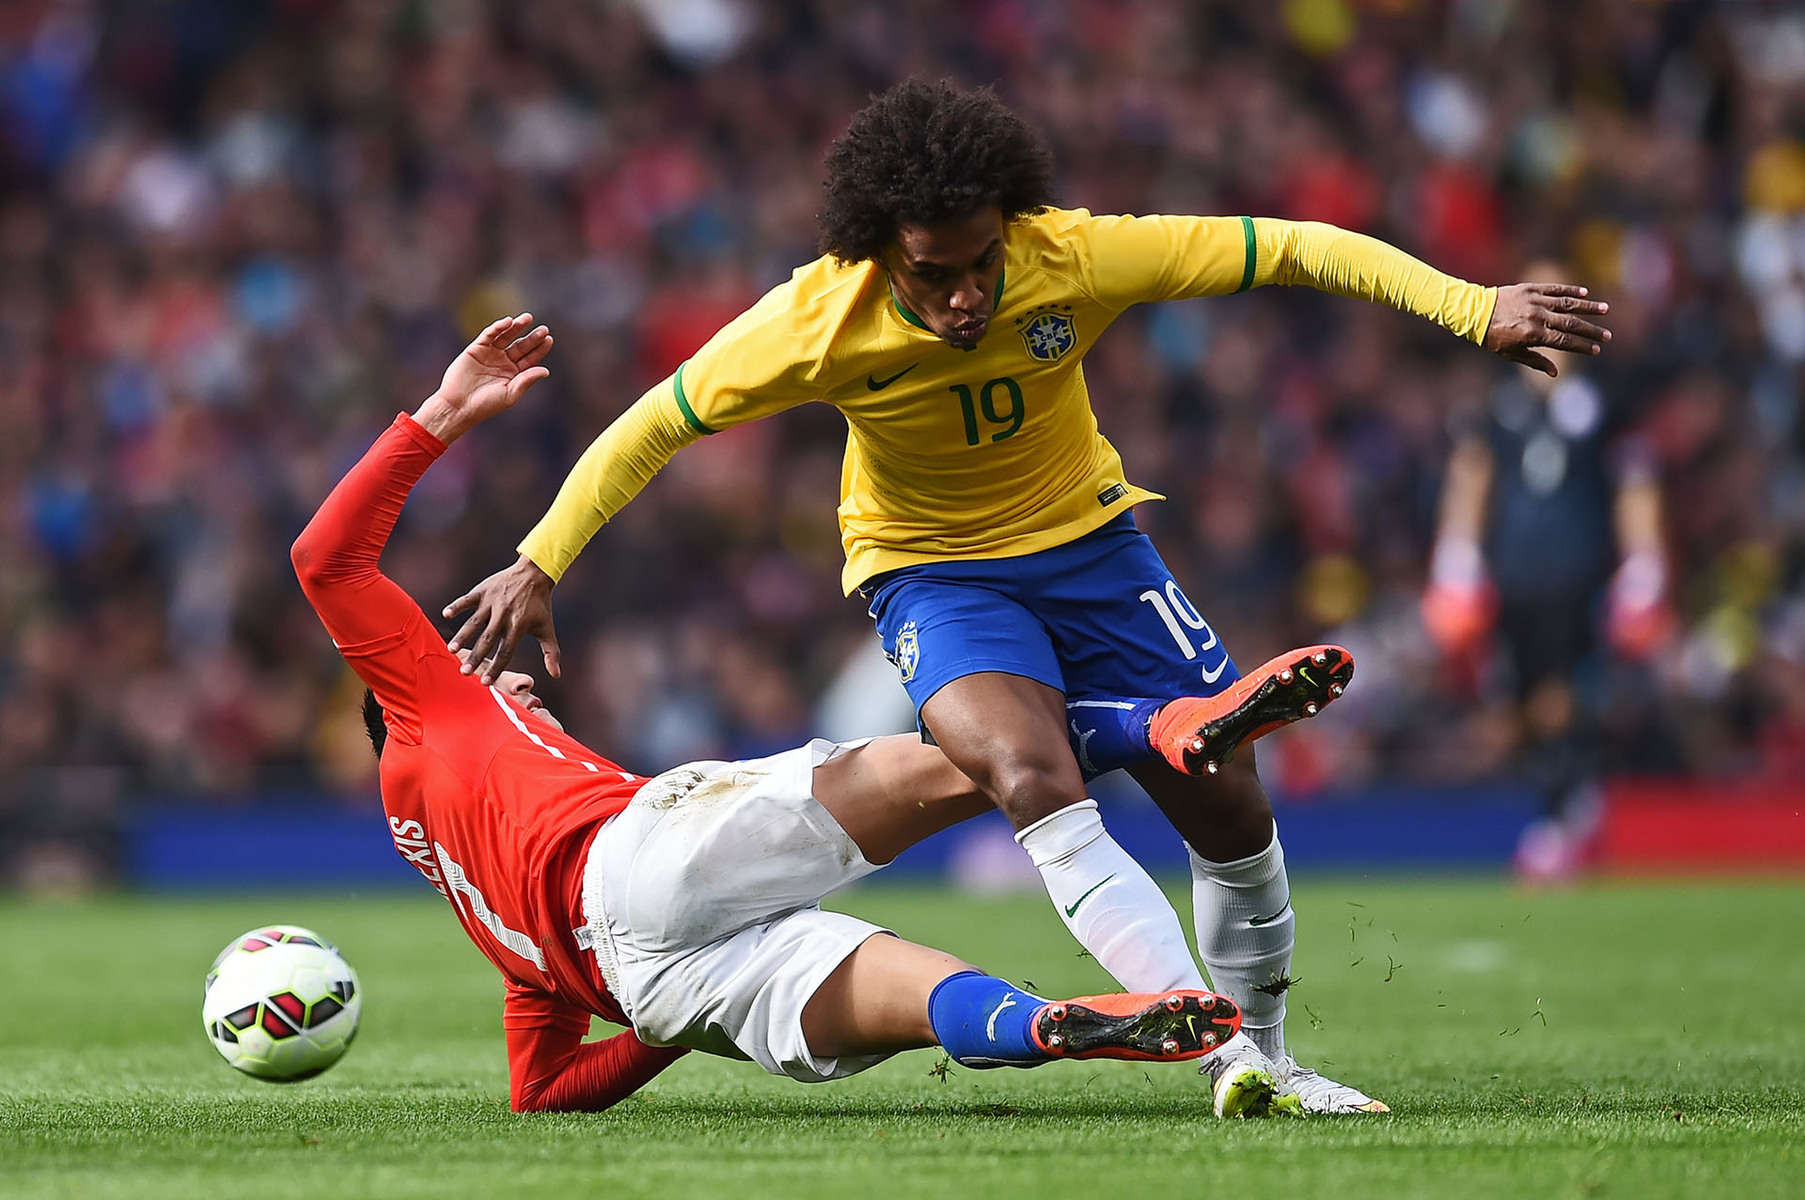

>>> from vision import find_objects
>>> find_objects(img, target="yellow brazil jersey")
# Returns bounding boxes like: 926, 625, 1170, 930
519, 207, 1496, 594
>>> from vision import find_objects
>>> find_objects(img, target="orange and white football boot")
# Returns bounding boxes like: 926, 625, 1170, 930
1149, 645, 1355, 777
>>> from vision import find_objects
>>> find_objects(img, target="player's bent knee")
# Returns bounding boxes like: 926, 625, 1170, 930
980, 754, 1085, 828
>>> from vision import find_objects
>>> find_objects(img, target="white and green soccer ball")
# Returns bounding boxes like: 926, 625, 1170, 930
202, 924, 361, 1082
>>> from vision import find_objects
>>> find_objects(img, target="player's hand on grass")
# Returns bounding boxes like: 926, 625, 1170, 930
413, 313, 554, 444
1483, 284, 1610, 377
444, 554, 561, 684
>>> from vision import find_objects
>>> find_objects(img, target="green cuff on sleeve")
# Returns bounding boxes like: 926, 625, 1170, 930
671, 361, 716, 435
1235, 216, 1257, 294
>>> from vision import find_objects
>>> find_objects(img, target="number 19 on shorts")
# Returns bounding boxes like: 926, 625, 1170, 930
1140, 580, 1229, 684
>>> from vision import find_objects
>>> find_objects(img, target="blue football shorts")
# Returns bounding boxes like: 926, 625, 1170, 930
860, 512, 1241, 772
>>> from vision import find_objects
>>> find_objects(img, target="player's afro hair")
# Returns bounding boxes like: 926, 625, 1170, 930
818, 79, 1055, 264
363, 688, 387, 758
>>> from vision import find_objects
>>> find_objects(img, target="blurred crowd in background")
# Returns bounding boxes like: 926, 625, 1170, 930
5, 0, 1805, 882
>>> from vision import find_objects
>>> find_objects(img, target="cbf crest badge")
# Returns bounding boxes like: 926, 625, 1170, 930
1017, 305, 1076, 362
894, 621, 921, 683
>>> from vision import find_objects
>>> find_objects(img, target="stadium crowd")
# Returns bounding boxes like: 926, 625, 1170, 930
4, 0, 1805, 882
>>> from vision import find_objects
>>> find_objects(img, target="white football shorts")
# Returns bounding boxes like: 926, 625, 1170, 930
580, 738, 891, 1082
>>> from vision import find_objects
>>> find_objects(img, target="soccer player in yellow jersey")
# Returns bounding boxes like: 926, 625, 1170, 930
445, 80, 1610, 1116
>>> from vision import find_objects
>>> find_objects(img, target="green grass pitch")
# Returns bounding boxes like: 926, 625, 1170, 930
3, 877, 1801, 1199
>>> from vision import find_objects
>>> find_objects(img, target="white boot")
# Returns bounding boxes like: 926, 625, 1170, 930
1197, 1032, 1304, 1118
1274, 1054, 1390, 1114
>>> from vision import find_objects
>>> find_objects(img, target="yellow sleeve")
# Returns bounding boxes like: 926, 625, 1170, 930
1071, 211, 1258, 308
516, 378, 701, 582
663, 275, 820, 433
515, 273, 823, 581
1250, 218, 1497, 344
1071, 210, 1496, 344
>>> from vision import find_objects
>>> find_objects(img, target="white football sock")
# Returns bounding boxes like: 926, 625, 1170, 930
1189, 824, 1293, 1060
1016, 800, 1205, 995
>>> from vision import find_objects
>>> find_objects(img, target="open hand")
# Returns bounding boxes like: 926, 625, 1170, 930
413, 313, 554, 444
1483, 284, 1610, 377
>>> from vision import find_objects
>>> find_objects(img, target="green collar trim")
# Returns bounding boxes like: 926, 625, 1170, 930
889, 288, 931, 330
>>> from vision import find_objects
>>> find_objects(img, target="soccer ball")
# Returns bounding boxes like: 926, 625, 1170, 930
202, 924, 362, 1082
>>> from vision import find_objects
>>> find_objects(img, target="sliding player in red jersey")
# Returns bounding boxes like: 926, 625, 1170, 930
292, 315, 1287, 1116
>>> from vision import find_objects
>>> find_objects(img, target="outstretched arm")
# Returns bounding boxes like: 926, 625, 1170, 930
291, 314, 554, 725
1254, 220, 1612, 375
441, 381, 700, 683
1253, 218, 1501, 343
1078, 212, 1610, 376
520, 384, 701, 583
290, 412, 448, 660
445, 276, 819, 684
504, 983, 687, 1113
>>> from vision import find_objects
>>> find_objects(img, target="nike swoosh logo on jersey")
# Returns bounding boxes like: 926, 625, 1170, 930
1248, 902, 1290, 927
866, 363, 919, 390
1200, 656, 1229, 685
1064, 874, 1116, 918
986, 992, 1018, 1041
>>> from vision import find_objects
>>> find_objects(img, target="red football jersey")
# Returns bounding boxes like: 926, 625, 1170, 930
371, 653, 643, 1025
294, 414, 682, 1109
